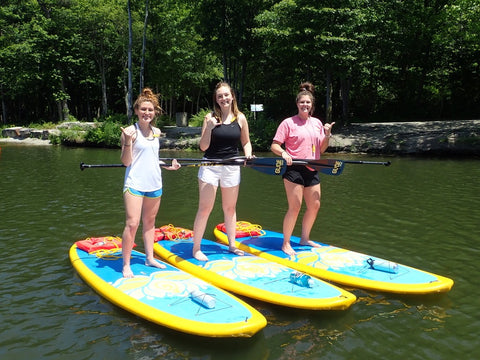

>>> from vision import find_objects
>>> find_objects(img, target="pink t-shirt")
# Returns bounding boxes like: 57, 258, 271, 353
273, 115, 326, 159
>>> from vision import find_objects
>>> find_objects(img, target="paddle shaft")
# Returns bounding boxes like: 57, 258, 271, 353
298, 158, 391, 167
80, 157, 387, 176
80, 157, 341, 176
343, 160, 391, 166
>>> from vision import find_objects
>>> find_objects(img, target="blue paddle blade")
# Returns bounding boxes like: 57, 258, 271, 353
291, 159, 345, 176
248, 158, 287, 176
318, 159, 344, 176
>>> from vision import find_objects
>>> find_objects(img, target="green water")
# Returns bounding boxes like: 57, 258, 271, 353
0, 144, 478, 360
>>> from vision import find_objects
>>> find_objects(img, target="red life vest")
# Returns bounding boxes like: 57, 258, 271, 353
75, 236, 132, 253
155, 224, 194, 242
216, 221, 265, 238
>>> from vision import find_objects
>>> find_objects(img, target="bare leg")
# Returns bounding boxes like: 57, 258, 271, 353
192, 180, 217, 261
122, 191, 142, 278
221, 185, 243, 256
300, 183, 322, 248
282, 179, 304, 256
142, 196, 166, 269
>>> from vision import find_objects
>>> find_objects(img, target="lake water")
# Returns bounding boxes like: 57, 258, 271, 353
0, 143, 478, 360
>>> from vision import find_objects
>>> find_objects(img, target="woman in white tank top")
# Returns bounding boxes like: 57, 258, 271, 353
120, 88, 180, 278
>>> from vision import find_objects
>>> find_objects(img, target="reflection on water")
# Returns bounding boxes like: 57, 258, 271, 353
0, 144, 478, 360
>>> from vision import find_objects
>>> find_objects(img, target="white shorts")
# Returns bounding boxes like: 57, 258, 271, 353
198, 164, 241, 187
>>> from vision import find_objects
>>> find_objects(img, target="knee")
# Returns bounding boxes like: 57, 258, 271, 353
222, 204, 236, 217
288, 202, 302, 214
125, 219, 140, 232
197, 205, 213, 218
309, 200, 321, 212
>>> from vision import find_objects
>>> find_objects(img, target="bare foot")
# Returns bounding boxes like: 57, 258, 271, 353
122, 265, 134, 278
193, 249, 209, 261
145, 258, 167, 269
282, 244, 296, 257
299, 240, 321, 248
229, 246, 244, 256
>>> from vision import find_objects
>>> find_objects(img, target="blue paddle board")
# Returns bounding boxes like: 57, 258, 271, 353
69, 243, 266, 337
153, 238, 356, 310
214, 223, 454, 295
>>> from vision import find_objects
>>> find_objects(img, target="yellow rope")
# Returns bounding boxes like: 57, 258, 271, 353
235, 221, 266, 237
89, 236, 123, 260
158, 224, 193, 240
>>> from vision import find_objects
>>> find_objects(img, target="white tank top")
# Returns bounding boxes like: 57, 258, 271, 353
124, 123, 162, 192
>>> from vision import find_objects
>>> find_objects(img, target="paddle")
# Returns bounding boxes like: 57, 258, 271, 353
80, 157, 344, 176
294, 158, 391, 175
300, 158, 391, 167
290, 159, 344, 176
158, 156, 245, 163
79, 159, 284, 176
178, 157, 342, 176
177, 158, 285, 176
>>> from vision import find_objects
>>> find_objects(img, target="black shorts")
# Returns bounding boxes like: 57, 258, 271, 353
282, 165, 320, 187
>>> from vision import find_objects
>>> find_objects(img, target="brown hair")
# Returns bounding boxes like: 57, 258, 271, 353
212, 82, 240, 120
296, 82, 315, 115
133, 88, 163, 118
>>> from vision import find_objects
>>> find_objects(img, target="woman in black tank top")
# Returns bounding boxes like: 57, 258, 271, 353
192, 82, 254, 261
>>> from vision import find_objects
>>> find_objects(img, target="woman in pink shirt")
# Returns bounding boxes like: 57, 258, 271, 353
271, 82, 335, 256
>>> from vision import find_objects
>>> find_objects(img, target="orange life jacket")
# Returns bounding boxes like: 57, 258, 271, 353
155, 224, 194, 241
216, 221, 265, 238
75, 236, 132, 253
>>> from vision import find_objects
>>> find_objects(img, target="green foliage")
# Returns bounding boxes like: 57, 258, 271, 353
246, 111, 278, 152
27, 122, 58, 130
156, 114, 176, 128
84, 120, 122, 148
189, 108, 211, 127
1, 0, 479, 127
56, 129, 88, 145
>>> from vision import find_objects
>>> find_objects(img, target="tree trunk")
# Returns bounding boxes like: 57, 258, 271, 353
340, 77, 351, 126
127, 0, 133, 121
139, 0, 149, 92
325, 69, 333, 122
101, 58, 107, 117
1, 86, 6, 124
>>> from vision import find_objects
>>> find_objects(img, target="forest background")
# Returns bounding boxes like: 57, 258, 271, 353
1, 0, 479, 150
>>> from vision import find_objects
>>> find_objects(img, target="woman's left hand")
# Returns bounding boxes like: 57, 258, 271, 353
243, 154, 255, 166
324, 122, 335, 137
171, 159, 181, 170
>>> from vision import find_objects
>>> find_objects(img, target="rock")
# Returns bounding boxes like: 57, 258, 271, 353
329, 120, 480, 156
2, 120, 478, 155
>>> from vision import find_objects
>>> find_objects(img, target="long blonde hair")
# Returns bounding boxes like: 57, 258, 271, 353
212, 82, 240, 120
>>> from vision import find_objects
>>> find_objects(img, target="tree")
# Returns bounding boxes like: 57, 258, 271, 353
146, 0, 222, 116
253, 0, 363, 124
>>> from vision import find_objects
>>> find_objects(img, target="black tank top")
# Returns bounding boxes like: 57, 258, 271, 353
204, 120, 241, 159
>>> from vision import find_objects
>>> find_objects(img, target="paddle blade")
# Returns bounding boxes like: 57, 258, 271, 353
314, 159, 345, 176
291, 159, 345, 176
248, 158, 287, 176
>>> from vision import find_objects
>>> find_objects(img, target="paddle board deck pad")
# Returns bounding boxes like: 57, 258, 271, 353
214, 223, 454, 295
153, 238, 356, 310
69, 243, 266, 337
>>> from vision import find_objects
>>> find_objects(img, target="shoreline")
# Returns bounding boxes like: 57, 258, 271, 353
1, 119, 479, 156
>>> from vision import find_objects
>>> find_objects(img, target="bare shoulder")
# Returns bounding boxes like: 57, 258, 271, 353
237, 112, 248, 126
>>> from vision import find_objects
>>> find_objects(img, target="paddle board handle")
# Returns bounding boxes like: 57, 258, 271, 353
289, 271, 314, 287
366, 258, 399, 274
190, 290, 216, 309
